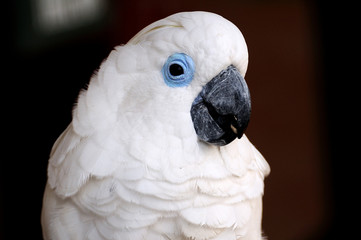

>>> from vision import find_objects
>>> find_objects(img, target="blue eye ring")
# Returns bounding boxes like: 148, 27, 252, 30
162, 53, 195, 87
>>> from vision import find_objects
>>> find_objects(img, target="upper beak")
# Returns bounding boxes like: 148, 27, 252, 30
190, 65, 251, 146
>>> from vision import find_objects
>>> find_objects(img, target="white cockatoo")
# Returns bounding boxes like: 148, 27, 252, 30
41, 11, 270, 240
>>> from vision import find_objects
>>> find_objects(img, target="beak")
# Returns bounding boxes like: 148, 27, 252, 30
190, 65, 251, 146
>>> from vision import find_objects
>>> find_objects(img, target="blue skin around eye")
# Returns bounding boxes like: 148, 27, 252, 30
162, 53, 195, 87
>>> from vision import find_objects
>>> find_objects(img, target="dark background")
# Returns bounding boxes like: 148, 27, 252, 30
3, 0, 358, 239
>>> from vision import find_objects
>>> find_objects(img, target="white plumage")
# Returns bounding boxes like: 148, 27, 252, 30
41, 11, 270, 240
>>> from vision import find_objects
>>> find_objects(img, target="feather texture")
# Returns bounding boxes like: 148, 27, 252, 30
42, 11, 270, 240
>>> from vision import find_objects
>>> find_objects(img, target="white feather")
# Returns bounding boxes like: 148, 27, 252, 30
42, 11, 270, 240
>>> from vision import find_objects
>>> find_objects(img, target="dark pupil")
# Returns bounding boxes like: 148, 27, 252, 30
169, 64, 184, 76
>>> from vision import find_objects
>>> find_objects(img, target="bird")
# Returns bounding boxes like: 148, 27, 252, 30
41, 11, 270, 240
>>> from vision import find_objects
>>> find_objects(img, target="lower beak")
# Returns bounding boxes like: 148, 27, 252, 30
190, 65, 251, 146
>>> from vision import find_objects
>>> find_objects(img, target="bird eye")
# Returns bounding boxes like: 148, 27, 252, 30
169, 64, 184, 76
162, 53, 195, 87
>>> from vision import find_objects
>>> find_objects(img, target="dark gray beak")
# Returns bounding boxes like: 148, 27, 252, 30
190, 65, 251, 146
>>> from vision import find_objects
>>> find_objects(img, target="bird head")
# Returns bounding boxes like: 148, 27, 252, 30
82, 11, 250, 147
